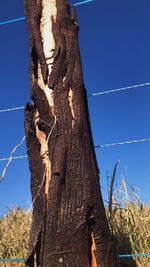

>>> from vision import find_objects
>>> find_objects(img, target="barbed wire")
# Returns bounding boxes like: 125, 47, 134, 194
0, 106, 25, 113
95, 137, 150, 148
0, 155, 28, 162
0, 17, 25, 26
74, 0, 94, 6
88, 82, 150, 97
0, 137, 150, 163
0, 0, 95, 26
0, 136, 26, 183
0, 82, 150, 114
0, 252, 150, 262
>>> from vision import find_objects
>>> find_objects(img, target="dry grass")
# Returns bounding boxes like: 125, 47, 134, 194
0, 179, 149, 267
107, 177, 150, 267
0, 208, 31, 267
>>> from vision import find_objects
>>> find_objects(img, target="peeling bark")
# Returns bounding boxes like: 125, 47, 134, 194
24, 1, 120, 266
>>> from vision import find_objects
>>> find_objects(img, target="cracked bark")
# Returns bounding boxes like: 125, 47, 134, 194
24, 1, 120, 266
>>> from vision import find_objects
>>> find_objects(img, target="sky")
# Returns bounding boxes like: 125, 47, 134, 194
0, 0, 150, 215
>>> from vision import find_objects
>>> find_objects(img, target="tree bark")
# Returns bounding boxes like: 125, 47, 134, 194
24, 1, 120, 266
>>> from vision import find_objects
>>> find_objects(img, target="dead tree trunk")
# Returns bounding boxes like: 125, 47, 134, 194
24, 1, 120, 266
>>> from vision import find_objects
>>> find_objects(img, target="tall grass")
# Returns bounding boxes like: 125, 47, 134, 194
107, 176, 150, 267
0, 208, 31, 267
0, 179, 149, 267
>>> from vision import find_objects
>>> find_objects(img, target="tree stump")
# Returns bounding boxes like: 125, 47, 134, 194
24, 0, 120, 266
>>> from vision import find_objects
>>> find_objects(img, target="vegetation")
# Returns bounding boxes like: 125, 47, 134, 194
0, 179, 149, 267
0, 208, 31, 267
107, 177, 150, 267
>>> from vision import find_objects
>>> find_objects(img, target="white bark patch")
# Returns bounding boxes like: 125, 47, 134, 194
68, 88, 75, 128
35, 111, 51, 198
36, 1, 58, 199
38, 63, 54, 110
38, 0, 57, 110
41, 0, 57, 74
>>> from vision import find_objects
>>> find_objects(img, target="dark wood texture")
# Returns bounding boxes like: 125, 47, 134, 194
24, 1, 120, 266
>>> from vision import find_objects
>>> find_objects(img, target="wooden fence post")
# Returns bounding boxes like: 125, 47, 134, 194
24, 1, 120, 266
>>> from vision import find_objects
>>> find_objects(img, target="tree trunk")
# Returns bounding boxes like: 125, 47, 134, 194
24, 1, 120, 266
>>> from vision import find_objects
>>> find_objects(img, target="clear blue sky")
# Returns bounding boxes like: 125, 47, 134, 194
0, 0, 150, 215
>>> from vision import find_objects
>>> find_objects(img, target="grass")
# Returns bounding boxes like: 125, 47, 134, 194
0, 179, 149, 267
107, 177, 150, 267
0, 208, 31, 267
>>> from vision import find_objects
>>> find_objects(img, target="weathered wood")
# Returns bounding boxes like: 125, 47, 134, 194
24, 1, 120, 266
